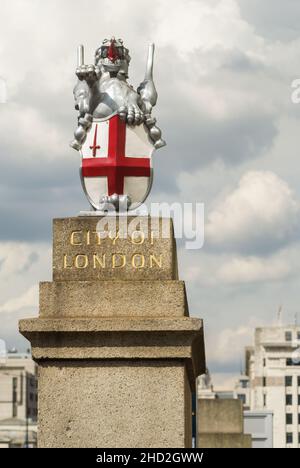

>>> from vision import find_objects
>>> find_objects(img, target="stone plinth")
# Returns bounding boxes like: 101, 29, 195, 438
19, 216, 205, 448
198, 399, 244, 434
39, 280, 188, 318
198, 433, 252, 449
197, 399, 252, 449
53, 216, 178, 281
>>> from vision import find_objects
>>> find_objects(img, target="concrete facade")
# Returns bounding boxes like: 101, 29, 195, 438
0, 418, 37, 448
234, 374, 251, 409
241, 325, 300, 448
0, 352, 37, 422
243, 411, 273, 448
19, 216, 205, 448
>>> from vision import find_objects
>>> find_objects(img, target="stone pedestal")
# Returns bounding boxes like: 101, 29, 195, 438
197, 399, 252, 448
19, 216, 205, 448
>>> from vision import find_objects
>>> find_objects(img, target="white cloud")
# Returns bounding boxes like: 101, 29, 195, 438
238, 0, 300, 42
216, 255, 291, 284
156, 0, 263, 55
0, 241, 50, 311
207, 324, 253, 365
0, 241, 50, 348
0, 242, 35, 276
180, 246, 298, 286
0, 104, 67, 162
0, 284, 38, 313
0, 242, 48, 278
1, 0, 300, 370
206, 171, 300, 254
211, 373, 239, 392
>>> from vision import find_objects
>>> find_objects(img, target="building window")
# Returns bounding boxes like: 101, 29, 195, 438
298, 414, 300, 425
287, 357, 300, 366
237, 394, 246, 404
286, 413, 293, 424
286, 394, 293, 405
263, 358, 266, 367
286, 433, 293, 444
263, 394, 267, 407
263, 377, 266, 387
285, 376, 293, 386
12, 377, 17, 418
298, 376, 300, 386
298, 395, 300, 405
297, 331, 300, 341
298, 433, 300, 444
285, 331, 292, 342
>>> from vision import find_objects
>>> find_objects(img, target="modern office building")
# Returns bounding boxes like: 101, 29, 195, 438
0, 349, 37, 423
243, 410, 273, 448
239, 325, 300, 448
234, 374, 251, 409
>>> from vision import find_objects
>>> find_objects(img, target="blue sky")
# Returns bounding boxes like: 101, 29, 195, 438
1, 0, 300, 387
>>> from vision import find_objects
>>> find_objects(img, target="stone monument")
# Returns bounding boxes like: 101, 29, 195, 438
197, 399, 252, 448
19, 38, 205, 448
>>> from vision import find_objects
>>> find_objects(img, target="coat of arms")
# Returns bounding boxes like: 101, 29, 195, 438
70, 37, 166, 211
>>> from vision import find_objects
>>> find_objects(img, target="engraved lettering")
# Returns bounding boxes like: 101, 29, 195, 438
150, 231, 155, 245
109, 231, 120, 245
131, 231, 145, 245
70, 230, 82, 246
63, 254, 72, 269
92, 231, 101, 245
150, 254, 162, 268
93, 253, 106, 268
132, 254, 145, 269
74, 254, 88, 269
112, 253, 126, 268
86, 230, 91, 245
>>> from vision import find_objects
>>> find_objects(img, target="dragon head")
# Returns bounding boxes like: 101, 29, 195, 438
95, 37, 131, 78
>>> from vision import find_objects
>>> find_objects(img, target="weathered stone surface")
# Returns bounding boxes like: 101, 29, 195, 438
197, 399, 252, 449
53, 216, 178, 281
19, 317, 205, 389
39, 280, 188, 318
38, 361, 191, 448
19, 316, 202, 333
198, 399, 244, 434
198, 433, 252, 449
19, 216, 206, 448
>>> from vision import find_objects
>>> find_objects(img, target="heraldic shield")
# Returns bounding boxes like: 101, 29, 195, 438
80, 113, 155, 211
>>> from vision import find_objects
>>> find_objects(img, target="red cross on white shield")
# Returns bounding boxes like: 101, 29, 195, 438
80, 114, 154, 210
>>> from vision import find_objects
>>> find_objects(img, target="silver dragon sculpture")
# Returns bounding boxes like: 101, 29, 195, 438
70, 37, 166, 152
